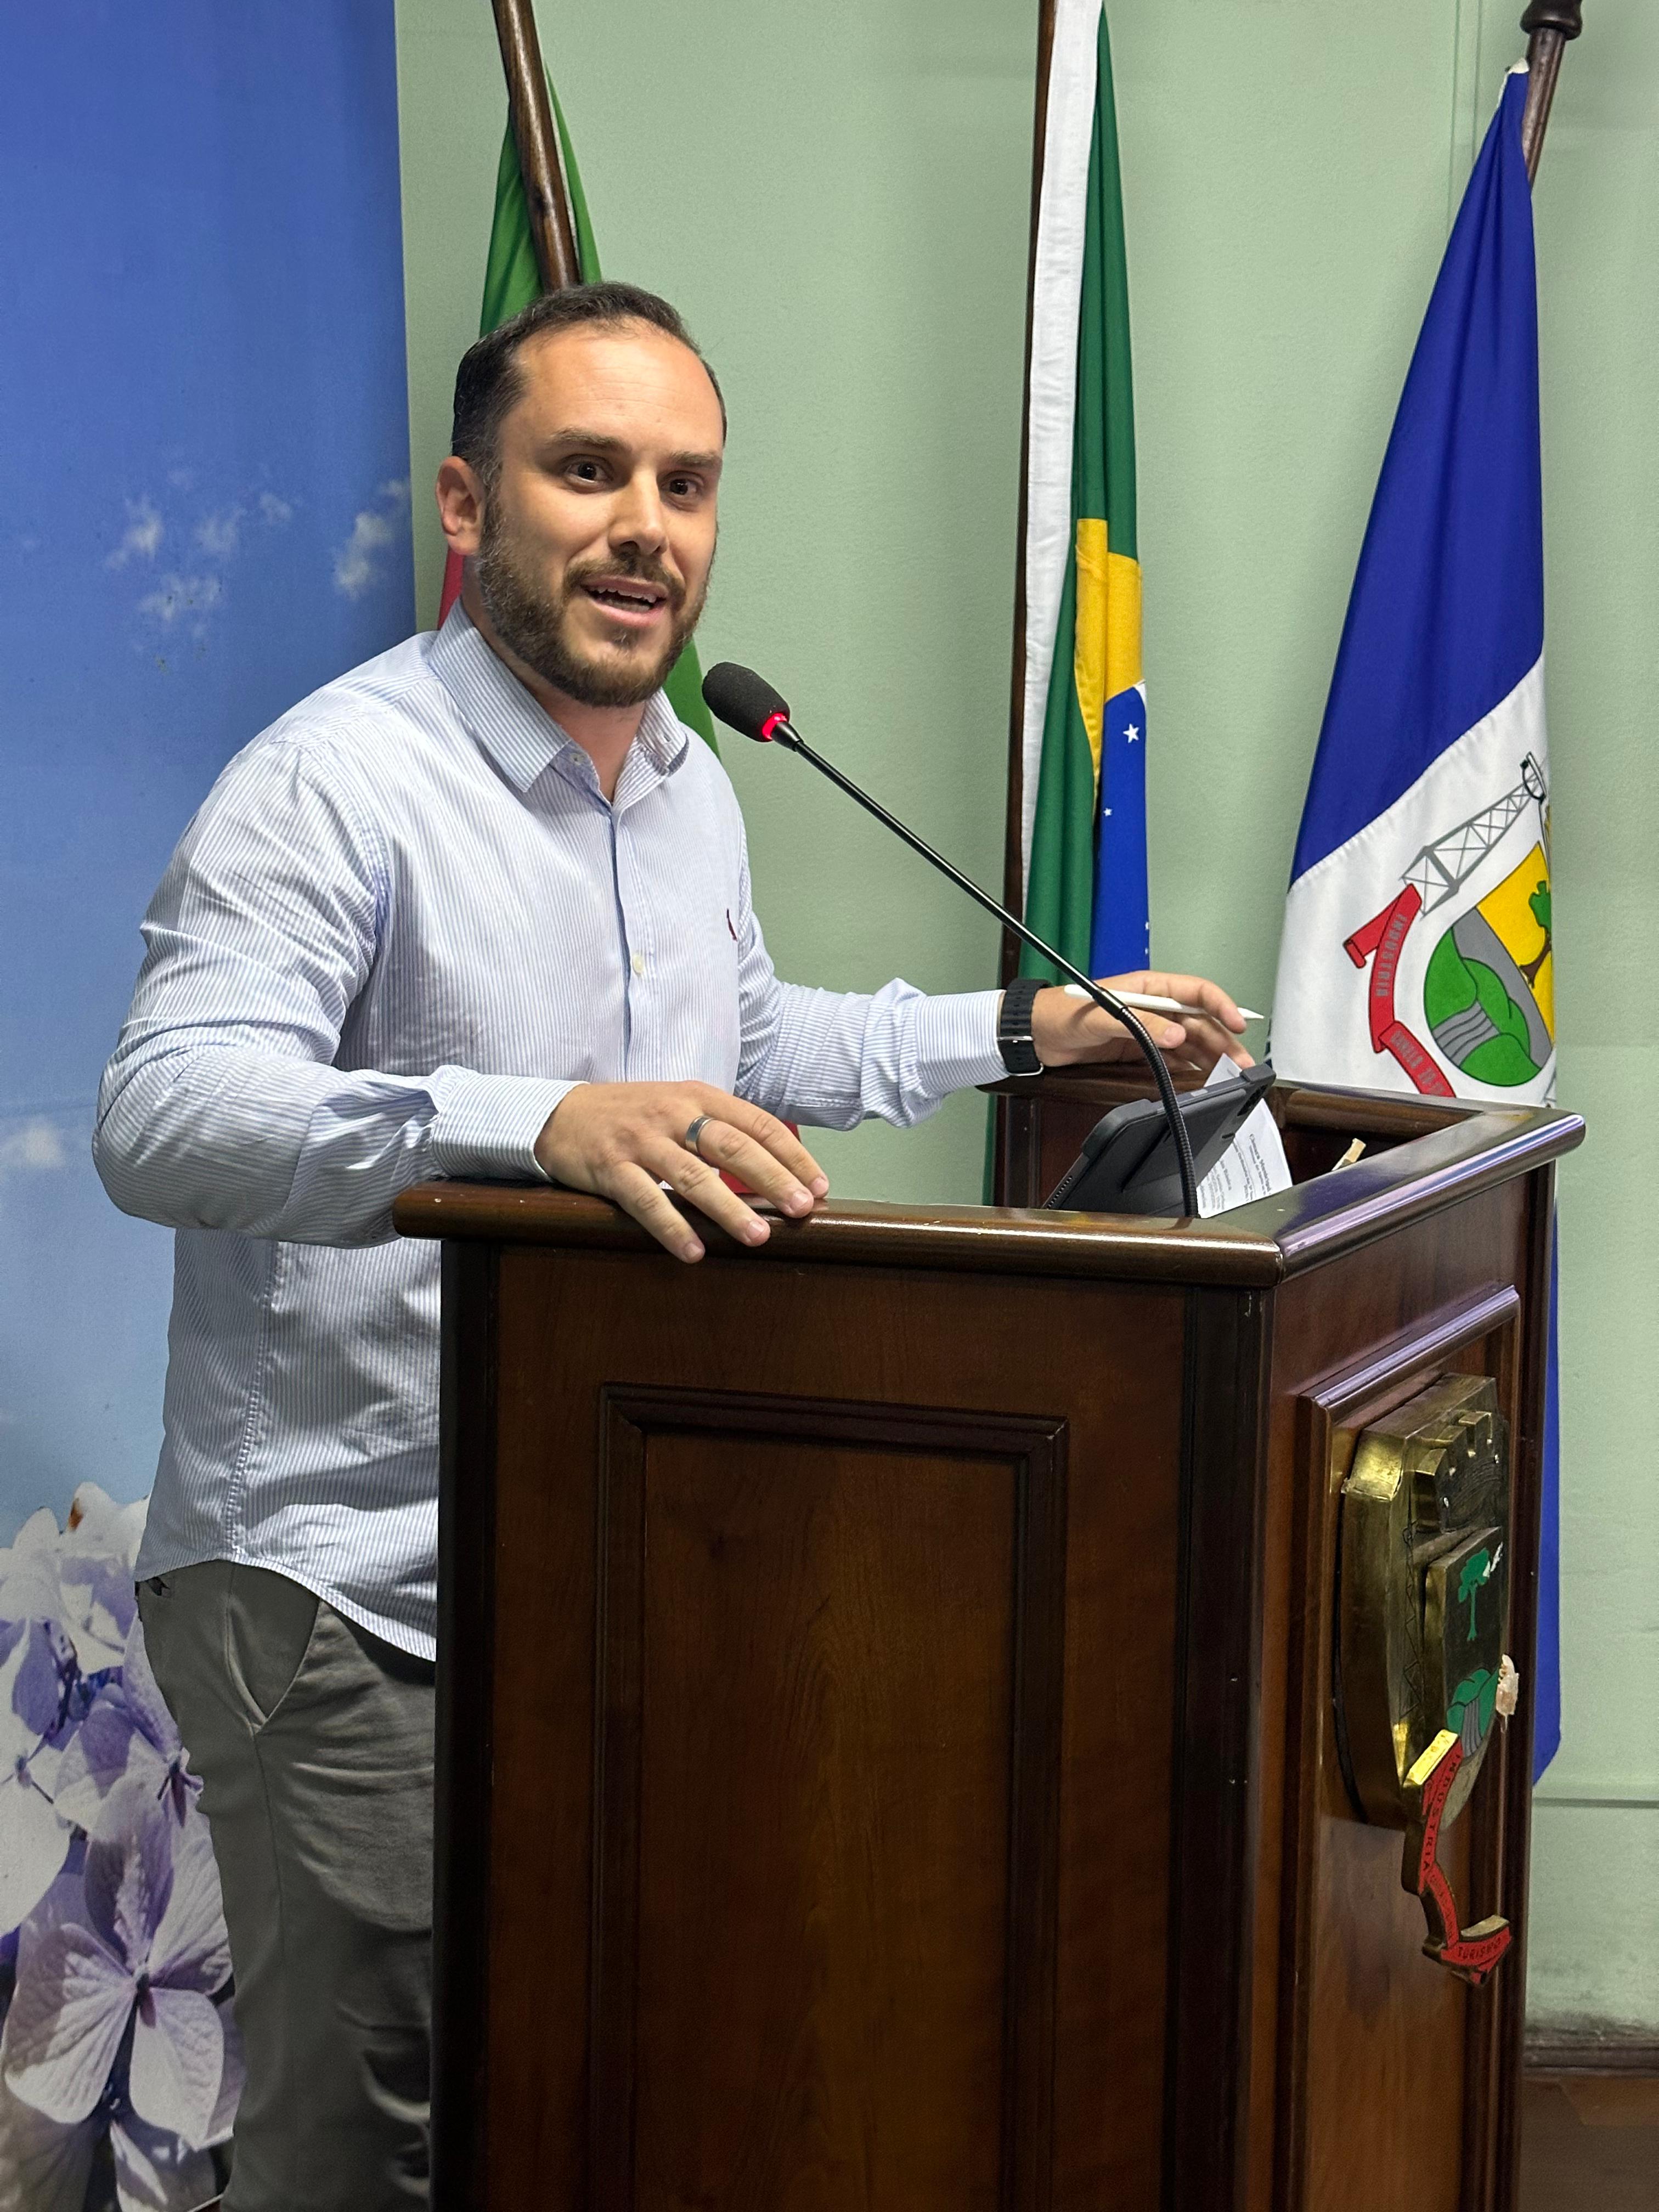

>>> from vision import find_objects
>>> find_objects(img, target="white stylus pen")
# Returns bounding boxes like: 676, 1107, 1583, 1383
1063, 984, 1266, 1024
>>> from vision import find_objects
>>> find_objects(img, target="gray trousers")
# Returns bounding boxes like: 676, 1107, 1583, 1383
138, 1561, 434, 2210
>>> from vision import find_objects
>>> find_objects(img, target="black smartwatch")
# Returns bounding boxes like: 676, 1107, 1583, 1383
997, 975, 1045, 1077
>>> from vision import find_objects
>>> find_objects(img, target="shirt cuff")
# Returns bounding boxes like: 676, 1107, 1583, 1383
425, 1067, 581, 1182
907, 990, 1008, 1099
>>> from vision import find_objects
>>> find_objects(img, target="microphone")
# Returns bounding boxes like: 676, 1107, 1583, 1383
701, 662, 1201, 1218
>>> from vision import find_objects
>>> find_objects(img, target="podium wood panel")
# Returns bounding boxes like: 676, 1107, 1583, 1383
601, 1395, 1065, 2211
454, 1252, 1186, 2211
403, 1080, 1582, 2212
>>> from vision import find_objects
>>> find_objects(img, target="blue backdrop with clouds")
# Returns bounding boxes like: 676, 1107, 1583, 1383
1, 1, 414, 1539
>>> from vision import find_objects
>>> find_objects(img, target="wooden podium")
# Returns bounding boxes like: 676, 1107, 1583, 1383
394, 1074, 1581, 2212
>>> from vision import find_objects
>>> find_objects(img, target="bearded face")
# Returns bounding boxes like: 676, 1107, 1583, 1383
449, 321, 724, 716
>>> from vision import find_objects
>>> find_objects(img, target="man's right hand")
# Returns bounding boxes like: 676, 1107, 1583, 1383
533, 1081, 830, 1263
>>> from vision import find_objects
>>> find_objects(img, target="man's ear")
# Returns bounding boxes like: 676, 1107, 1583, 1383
436, 456, 487, 559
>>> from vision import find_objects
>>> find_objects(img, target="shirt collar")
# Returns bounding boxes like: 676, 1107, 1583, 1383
428, 599, 690, 798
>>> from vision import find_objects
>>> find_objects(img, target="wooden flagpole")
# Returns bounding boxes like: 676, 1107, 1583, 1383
1494, 8, 1583, 2204
488, 0, 582, 291
434, 1, 579, 626
990, 2, 1057, 1205
999, 0, 1058, 973
1520, 2, 1584, 182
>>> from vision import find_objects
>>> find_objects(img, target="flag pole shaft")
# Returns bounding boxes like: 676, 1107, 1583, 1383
1520, 2, 1584, 183
488, 0, 582, 291
999, 0, 1058, 977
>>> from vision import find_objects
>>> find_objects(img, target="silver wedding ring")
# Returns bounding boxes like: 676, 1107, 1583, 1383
684, 1114, 714, 1158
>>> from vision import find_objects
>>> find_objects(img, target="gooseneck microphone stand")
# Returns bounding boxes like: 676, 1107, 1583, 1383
717, 687, 1201, 1220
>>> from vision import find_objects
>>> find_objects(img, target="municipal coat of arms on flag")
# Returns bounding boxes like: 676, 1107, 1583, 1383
1272, 67, 1561, 1778
1272, 69, 1551, 1110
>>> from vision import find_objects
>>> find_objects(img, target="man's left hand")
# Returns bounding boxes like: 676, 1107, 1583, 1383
1031, 970, 1254, 1079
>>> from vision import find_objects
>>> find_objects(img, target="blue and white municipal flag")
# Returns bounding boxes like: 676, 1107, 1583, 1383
1271, 68, 1561, 1778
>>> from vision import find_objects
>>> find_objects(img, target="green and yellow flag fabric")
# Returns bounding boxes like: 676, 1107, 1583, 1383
1018, 3, 1144, 979
439, 77, 718, 749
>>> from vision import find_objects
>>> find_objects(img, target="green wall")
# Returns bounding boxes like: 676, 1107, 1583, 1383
395, 0, 1657, 2031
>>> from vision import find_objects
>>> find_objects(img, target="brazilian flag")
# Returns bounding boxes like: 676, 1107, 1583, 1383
441, 71, 718, 750
1019, 9, 1144, 981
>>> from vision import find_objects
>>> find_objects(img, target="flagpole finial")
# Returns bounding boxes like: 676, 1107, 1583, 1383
1520, 2, 1585, 183
1520, 2, 1582, 36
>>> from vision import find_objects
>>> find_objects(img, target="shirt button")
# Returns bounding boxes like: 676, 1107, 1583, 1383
631, 951, 647, 978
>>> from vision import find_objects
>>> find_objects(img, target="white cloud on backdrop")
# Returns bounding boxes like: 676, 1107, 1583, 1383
106, 499, 163, 569
0, 1118, 69, 1220
334, 479, 410, 600
138, 573, 223, 629
112, 479, 300, 646
0, 1120, 67, 1177
109, 473, 406, 640
194, 509, 242, 558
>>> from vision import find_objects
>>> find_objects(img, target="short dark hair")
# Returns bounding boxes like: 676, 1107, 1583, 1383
449, 281, 725, 488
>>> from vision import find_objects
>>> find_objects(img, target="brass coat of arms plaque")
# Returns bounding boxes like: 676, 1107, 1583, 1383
1335, 1372, 1516, 1983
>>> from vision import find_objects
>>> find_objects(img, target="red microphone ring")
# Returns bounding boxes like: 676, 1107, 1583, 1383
758, 710, 788, 742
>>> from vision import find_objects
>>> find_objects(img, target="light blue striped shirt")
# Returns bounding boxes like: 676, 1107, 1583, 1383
95, 606, 1005, 1657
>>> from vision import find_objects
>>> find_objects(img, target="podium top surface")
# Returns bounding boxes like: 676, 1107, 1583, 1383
394, 1081, 1582, 1290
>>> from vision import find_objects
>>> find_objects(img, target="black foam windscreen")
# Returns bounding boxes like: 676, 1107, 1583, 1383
701, 662, 791, 741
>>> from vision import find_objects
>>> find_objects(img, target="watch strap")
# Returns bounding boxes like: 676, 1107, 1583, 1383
997, 975, 1044, 1077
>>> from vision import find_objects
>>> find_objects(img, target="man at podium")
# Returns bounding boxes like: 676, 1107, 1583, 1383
94, 284, 1246, 2208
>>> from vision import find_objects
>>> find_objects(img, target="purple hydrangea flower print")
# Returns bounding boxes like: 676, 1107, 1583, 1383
0, 1618, 80, 1935
50, 1489, 145, 1678
0, 1855, 223, 2212
56, 1621, 202, 1837
0, 2066, 102, 2212
2, 1777, 233, 2149
0, 2056, 223, 2212
0, 1510, 73, 1633
0, 1491, 242, 2204
0, 1486, 156, 1939
1, 1488, 143, 1679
